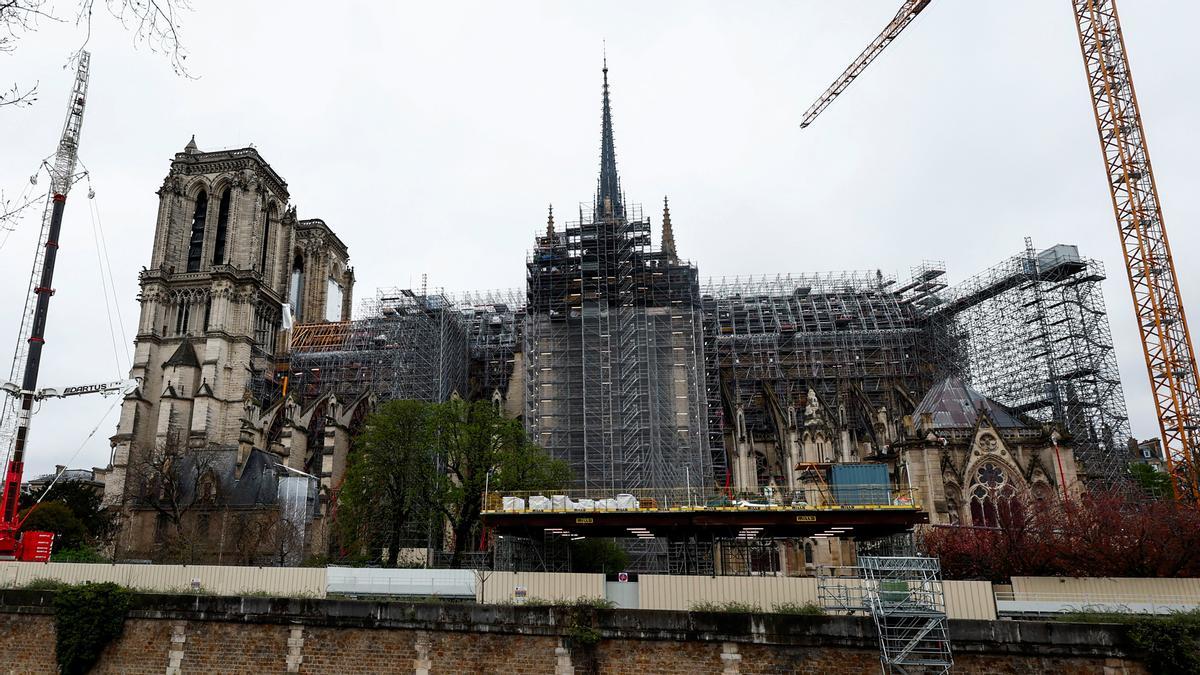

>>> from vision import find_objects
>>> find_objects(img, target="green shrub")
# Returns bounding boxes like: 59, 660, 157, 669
1127, 611, 1200, 675
772, 602, 824, 616
51, 546, 109, 563
690, 600, 760, 613
53, 582, 132, 675
567, 596, 615, 610
22, 578, 71, 591
1055, 608, 1200, 674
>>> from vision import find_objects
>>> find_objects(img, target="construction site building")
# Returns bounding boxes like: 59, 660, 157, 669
700, 267, 946, 493
522, 64, 710, 495
929, 242, 1131, 485
288, 288, 468, 408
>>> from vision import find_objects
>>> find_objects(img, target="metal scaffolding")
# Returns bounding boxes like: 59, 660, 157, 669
818, 554, 953, 674
288, 288, 468, 406
699, 268, 947, 486
449, 289, 525, 402
523, 203, 710, 496
927, 242, 1131, 485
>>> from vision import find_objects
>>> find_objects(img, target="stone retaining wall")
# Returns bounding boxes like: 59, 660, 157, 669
0, 590, 1146, 674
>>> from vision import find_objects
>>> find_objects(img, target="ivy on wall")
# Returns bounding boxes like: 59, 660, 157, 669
52, 582, 132, 675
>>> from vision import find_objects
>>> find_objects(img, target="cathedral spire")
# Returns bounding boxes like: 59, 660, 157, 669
546, 203, 555, 239
661, 195, 678, 263
596, 56, 622, 219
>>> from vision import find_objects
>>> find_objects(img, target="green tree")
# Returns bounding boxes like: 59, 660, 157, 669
20, 502, 88, 552
570, 538, 629, 574
1130, 462, 1172, 499
336, 400, 439, 567
429, 399, 571, 567
22, 480, 116, 545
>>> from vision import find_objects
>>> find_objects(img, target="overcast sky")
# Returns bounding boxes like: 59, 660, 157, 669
2, 0, 1198, 477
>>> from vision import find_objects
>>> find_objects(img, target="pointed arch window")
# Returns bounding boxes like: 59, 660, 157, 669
968, 462, 1020, 527
186, 190, 208, 272
211, 188, 231, 265
290, 253, 306, 322
259, 204, 276, 274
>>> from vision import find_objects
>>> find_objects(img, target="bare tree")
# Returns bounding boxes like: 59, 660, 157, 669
2, 0, 192, 82
125, 434, 219, 563
1, 0, 194, 225
75, 0, 193, 76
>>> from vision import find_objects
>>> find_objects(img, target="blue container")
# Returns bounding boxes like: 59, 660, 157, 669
830, 463, 891, 505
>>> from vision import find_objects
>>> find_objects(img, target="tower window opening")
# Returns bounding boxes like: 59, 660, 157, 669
290, 253, 305, 323
186, 190, 208, 272
259, 204, 275, 275
211, 188, 231, 265
175, 300, 191, 335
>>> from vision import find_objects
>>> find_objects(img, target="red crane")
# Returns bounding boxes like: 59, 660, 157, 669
0, 52, 91, 559
800, 1, 1200, 501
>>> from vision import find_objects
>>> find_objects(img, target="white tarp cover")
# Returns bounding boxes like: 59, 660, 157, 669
502, 496, 526, 512
529, 495, 551, 511
615, 494, 638, 510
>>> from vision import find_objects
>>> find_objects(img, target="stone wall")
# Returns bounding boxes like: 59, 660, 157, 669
0, 591, 1147, 674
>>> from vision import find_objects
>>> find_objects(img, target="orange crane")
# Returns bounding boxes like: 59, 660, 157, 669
801, 0, 1200, 501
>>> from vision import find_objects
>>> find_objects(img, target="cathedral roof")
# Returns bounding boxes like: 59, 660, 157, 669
912, 376, 1027, 430
164, 339, 201, 368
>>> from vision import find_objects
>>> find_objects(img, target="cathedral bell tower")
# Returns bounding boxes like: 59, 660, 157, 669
103, 138, 299, 501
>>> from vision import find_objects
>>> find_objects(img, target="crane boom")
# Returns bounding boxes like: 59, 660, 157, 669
800, 0, 931, 129
1072, 0, 1200, 499
0, 52, 90, 559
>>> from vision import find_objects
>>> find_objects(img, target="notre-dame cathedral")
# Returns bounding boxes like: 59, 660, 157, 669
94, 65, 1108, 571
98, 138, 358, 563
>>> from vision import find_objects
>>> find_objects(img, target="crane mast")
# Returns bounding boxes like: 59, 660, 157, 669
1072, 0, 1200, 500
0, 51, 90, 558
800, 2, 1200, 502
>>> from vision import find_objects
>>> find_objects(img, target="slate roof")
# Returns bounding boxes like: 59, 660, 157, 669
172, 448, 283, 507
912, 376, 1028, 430
163, 339, 201, 368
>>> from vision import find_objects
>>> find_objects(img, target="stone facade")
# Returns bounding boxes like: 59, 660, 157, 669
0, 592, 1150, 674
96, 138, 358, 563
898, 376, 1084, 526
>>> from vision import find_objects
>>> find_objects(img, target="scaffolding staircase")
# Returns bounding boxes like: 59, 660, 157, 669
818, 554, 952, 674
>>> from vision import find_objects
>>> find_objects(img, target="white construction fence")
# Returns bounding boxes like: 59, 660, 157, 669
3, 562, 1198, 621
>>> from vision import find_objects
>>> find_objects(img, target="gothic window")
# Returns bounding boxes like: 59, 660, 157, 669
968, 461, 1019, 527
197, 470, 217, 504
175, 300, 190, 335
804, 541, 814, 565
154, 513, 169, 543
305, 400, 327, 477
186, 190, 208, 272
348, 400, 369, 437
253, 300, 280, 356
211, 188, 231, 265
259, 204, 275, 274
325, 276, 344, 322
266, 411, 284, 448
202, 298, 211, 332
290, 254, 306, 322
